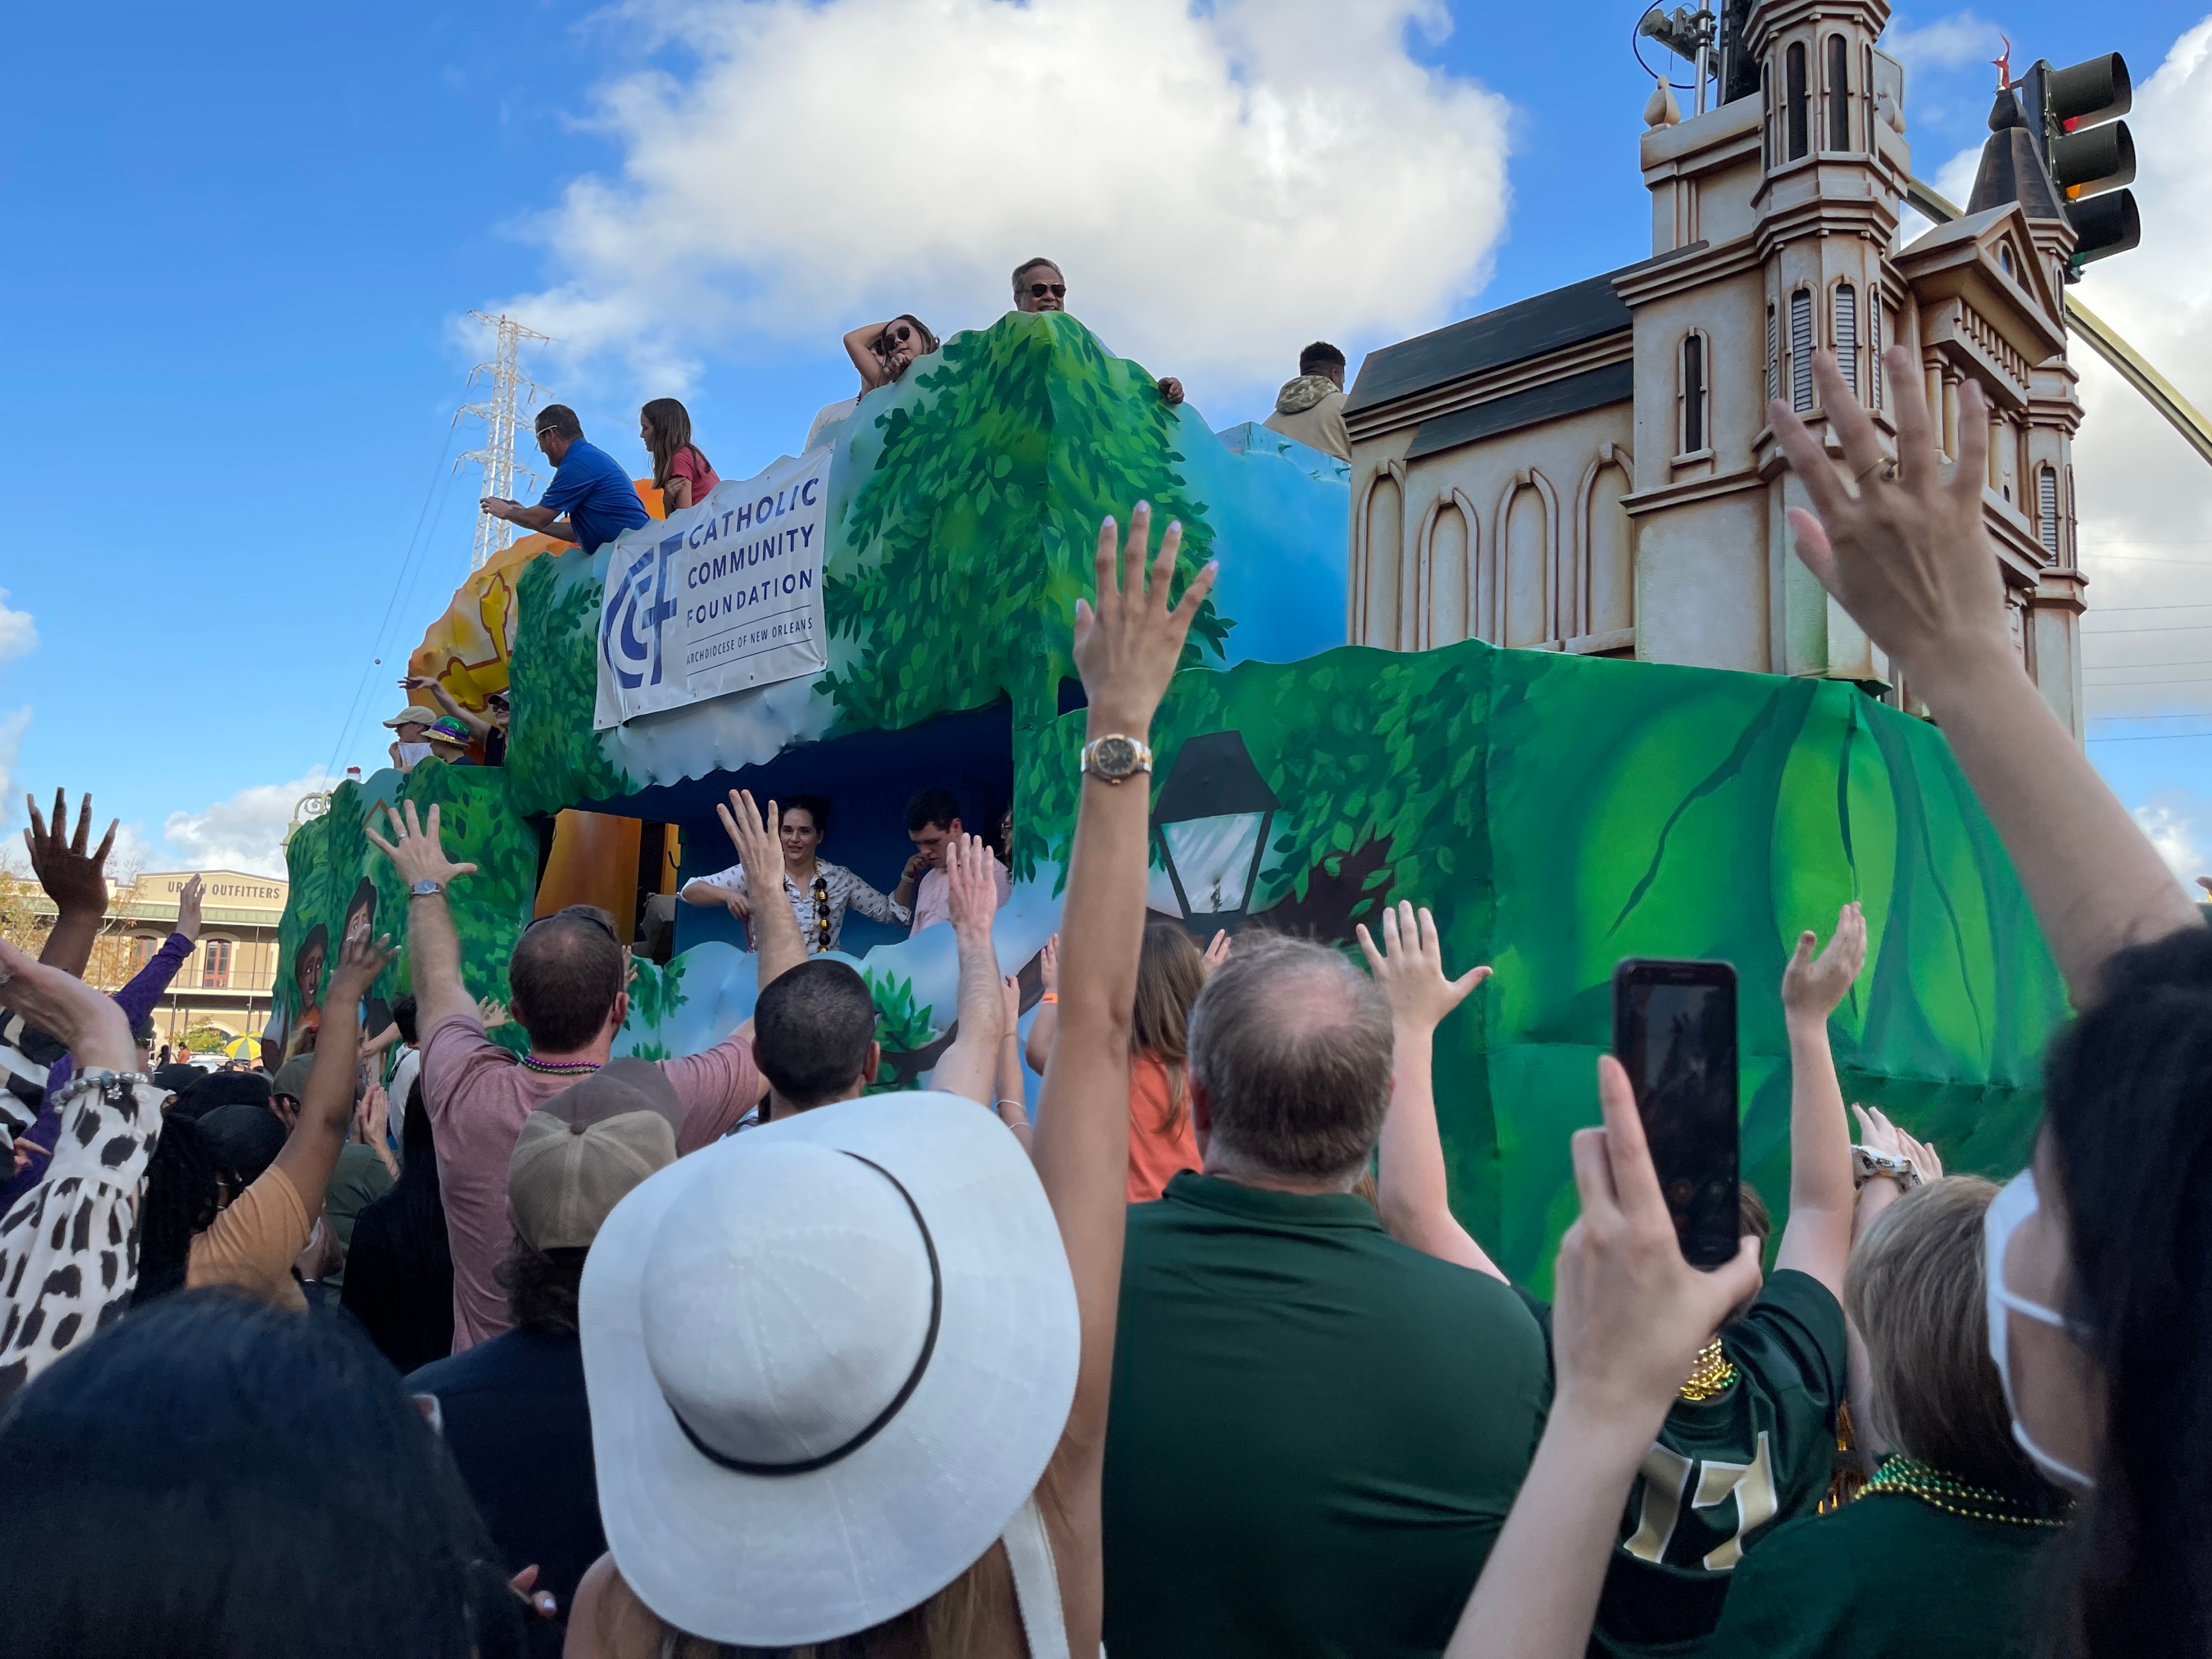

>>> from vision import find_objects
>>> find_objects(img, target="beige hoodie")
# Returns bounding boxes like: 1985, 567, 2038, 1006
1262, 374, 1350, 460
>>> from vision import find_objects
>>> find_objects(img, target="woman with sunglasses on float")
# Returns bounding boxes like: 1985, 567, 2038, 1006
804, 315, 942, 451
680, 793, 907, 957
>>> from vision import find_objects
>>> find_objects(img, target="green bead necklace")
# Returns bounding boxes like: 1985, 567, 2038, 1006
1857, 1456, 2070, 1529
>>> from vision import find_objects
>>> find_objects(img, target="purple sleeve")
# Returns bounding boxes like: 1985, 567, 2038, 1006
115, 933, 194, 1026
0, 934, 195, 1211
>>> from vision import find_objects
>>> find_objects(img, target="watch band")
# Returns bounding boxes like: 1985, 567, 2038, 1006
1853, 1145, 1921, 1191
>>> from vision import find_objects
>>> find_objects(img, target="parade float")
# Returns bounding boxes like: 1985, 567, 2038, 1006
274, 0, 2203, 1286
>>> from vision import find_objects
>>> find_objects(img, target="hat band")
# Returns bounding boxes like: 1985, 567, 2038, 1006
666, 1152, 944, 1479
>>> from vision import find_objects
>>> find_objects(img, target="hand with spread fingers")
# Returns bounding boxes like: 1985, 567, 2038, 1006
1769, 347, 2012, 702
363, 801, 479, 891
173, 875, 206, 944
1358, 901, 1490, 1037
24, 788, 119, 918
1072, 500, 1219, 733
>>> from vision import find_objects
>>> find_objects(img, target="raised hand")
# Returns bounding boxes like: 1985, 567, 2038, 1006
356, 1081, 391, 1147
1553, 1057, 1765, 1426
718, 790, 784, 893
475, 997, 509, 1030
24, 788, 117, 915
1771, 349, 2012, 702
1202, 929, 1232, 976
1073, 501, 1217, 733
326, 930, 395, 1007
1781, 901, 1867, 1022
1853, 1102, 1943, 1181
1039, 932, 1060, 992
1000, 972, 1021, 1030
0, 937, 134, 1075
364, 801, 478, 890
944, 833, 1000, 939
1357, 901, 1491, 1034
174, 874, 205, 943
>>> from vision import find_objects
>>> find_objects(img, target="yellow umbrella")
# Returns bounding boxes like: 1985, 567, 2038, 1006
222, 1034, 261, 1061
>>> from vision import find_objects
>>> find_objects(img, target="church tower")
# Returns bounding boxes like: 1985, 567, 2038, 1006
1745, 0, 1911, 685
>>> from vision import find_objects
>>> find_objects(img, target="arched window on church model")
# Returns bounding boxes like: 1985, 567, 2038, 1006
1833, 281, 1859, 399
1825, 34, 1851, 150
1789, 288, 1815, 413
1999, 240, 2017, 279
1869, 293, 1886, 413
1761, 62, 1773, 168
2037, 464, 2062, 560
1785, 42, 1810, 160
1679, 332, 1710, 456
1766, 301, 1780, 404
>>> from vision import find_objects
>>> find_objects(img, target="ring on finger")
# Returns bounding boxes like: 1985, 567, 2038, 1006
1853, 454, 1898, 486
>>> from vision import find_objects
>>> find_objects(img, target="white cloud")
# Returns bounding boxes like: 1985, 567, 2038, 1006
160, 770, 336, 878
1886, 11, 2001, 74
2063, 19, 2212, 722
498, 0, 1511, 408
0, 592, 34, 665
0, 708, 27, 827
2132, 792, 2212, 887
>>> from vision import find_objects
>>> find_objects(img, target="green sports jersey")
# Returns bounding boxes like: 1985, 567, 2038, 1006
1590, 1268, 1848, 1655
1692, 1487, 2056, 1659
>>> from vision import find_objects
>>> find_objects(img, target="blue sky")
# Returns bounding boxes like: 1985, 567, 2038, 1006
2, 1, 2208, 875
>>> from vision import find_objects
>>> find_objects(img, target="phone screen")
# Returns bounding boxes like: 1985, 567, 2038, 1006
1613, 961, 1740, 1268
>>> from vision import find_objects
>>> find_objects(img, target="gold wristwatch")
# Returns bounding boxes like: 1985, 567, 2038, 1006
1079, 734, 1153, 785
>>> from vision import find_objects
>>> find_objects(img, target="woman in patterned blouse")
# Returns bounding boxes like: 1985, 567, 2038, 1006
679, 793, 908, 955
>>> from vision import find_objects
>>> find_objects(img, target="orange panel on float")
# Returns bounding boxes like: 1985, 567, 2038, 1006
535, 810, 643, 932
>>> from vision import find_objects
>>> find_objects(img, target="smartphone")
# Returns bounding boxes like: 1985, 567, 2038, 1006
1611, 959, 1740, 1269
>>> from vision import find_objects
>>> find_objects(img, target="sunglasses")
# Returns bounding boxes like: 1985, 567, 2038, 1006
1025, 282, 1066, 300
522, 906, 621, 944
882, 324, 913, 346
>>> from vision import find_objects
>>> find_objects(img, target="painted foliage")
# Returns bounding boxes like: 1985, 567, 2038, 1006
1023, 637, 2068, 1289
273, 763, 540, 1057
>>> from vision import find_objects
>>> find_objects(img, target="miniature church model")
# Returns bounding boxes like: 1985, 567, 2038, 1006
1343, 0, 2088, 738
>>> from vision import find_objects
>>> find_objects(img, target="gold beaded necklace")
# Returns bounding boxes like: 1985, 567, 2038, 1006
1678, 1337, 1737, 1402
1858, 1456, 2070, 1529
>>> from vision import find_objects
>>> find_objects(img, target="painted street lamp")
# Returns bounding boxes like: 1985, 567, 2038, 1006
1150, 730, 1279, 932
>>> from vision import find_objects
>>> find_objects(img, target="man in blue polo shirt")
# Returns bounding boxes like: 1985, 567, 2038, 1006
480, 404, 650, 554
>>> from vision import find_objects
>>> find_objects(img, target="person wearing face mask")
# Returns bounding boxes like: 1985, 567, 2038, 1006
1760, 346, 2212, 1659
1694, 1177, 2070, 1659
804, 314, 941, 451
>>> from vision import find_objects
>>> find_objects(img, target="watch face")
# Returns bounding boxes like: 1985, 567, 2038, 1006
1091, 736, 1138, 778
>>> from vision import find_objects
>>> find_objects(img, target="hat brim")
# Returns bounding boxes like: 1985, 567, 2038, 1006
580, 1091, 1079, 1648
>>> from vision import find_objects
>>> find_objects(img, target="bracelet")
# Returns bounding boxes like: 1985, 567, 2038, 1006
1039, 992, 1058, 1005
52, 1068, 154, 1107
1853, 1146, 1922, 1192
995, 1099, 1026, 1117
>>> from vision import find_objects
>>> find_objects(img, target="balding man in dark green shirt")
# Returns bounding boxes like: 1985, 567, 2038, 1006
1102, 934, 1548, 1658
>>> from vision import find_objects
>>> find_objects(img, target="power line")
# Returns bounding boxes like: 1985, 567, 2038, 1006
2086, 661, 2212, 672
2082, 622, 2212, 635
2087, 729, 2212, 743
457, 312, 552, 572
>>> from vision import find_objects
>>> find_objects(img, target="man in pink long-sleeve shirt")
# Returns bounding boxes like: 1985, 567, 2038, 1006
368, 791, 806, 1353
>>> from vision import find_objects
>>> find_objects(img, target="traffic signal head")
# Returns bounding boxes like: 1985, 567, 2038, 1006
2025, 52, 2140, 270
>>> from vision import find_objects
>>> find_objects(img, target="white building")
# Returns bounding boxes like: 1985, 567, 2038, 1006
1345, 0, 2087, 737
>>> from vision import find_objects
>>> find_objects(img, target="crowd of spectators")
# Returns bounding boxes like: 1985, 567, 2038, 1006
2, 345, 2204, 1659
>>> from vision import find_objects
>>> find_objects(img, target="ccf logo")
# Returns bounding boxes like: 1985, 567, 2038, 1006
600, 534, 683, 690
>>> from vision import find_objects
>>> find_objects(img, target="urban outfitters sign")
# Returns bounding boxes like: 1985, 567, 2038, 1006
595, 446, 832, 728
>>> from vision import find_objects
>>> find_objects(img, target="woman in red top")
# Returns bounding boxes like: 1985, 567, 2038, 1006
640, 398, 719, 512
1028, 923, 1227, 1202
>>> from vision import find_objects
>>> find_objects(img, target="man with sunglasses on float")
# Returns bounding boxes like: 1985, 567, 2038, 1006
1013, 255, 1185, 407
366, 790, 806, 1353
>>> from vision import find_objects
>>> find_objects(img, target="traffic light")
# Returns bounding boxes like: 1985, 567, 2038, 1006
2021, 52, 2140, 272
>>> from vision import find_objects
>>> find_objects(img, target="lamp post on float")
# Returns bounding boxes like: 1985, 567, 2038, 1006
1149, 731, 1279, 934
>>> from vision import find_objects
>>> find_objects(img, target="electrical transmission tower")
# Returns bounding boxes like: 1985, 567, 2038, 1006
457, 310, 552, 571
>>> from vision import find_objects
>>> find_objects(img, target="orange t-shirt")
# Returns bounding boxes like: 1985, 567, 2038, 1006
1127, 1053, 1201, 1203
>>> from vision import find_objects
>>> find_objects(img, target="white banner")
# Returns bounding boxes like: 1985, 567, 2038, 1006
595, 447, 832, 729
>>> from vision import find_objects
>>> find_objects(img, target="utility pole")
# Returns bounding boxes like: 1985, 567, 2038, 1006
457, 311, 552, 572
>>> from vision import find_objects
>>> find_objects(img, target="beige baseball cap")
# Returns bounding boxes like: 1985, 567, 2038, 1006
509, 1059, 685, 1251
383, 706, 442, 729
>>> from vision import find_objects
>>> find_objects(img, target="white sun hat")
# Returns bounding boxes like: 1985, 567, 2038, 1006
579, 1090, 1080, 1648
